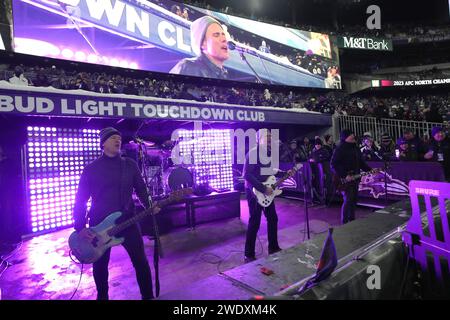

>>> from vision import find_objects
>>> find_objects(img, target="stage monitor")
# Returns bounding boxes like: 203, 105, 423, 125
11, 0, 341, 89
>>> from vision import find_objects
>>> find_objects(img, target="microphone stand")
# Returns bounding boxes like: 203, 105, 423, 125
136, 137, 163, 297
381, 153, 391, 207
299, 164, 311, 240
237, 51, 265, 84
136, 138, 163, 259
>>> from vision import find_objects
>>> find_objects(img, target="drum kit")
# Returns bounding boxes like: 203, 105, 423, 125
123, 138, 193, 197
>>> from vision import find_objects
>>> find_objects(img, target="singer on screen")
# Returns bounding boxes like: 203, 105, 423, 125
170, 16, 230, 80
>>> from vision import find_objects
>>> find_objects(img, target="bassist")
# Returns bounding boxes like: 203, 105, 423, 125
73, 127, 159, 300
331, 130, 372, 225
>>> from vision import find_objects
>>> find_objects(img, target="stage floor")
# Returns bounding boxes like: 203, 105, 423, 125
0, 196, 376, 300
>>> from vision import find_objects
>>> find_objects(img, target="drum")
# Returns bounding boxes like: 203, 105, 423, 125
163, 167, 193, 192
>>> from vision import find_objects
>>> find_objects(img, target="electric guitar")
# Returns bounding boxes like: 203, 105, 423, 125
252, 163, 303, 207
68, 188, 193, 264
333, 168, 381, 191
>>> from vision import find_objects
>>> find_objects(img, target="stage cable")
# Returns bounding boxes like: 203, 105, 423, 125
68, 250, 84, 300
0, 241, 23, 281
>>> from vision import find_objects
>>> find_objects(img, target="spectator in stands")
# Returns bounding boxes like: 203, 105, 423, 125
182, 8, 190, 21
360, 136, 383, 161
396, 137, 418, 161
259, 40, 270, 54
424, 126, 450, 181
323, 134, 336, 154
280, 139, 302, 163
9, 66, 29, 86
34, 69, 50, 87
170, 16, 230, 80
403, 129, 426, 160
66, 78, 77, 90
171, 5, 183, 17
94, 76, 108, 93
122, 79, 139, 95
107, 80, 118, 94
298, 137, 312, 161
424, 103, 443, 123
309, 138, 331, 163
378, 133, 396, 160
75, 75, 90, 91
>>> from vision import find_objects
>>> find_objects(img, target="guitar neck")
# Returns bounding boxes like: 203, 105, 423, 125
351, 169, 376, 181
108, 197, 172, 237
273, 172, 291, 189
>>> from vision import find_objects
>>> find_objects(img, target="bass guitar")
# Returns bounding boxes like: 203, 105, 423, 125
68, 188, 193, 263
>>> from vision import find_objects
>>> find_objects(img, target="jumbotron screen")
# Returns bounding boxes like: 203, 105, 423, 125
11, 0, 341, 89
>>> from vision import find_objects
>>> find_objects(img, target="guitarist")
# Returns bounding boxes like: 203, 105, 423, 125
243, 129, 293, 263
331, 129, 372, 225
73, 127, 160, 300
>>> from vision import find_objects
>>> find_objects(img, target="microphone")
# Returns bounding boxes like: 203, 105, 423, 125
227, 41, 258, 55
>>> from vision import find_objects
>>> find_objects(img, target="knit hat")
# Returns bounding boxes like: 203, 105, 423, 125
190, 16, 223, 56
340, 129, 354, 142
99, 127, 121, 148
380, 132, 391, 144
431, 126, 443, 137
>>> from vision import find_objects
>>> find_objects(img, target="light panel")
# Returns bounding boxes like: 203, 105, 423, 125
178, 129, 234, 192
25, 127, 102, 234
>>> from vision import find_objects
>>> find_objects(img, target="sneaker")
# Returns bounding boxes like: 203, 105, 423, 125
244, 256, 256, 263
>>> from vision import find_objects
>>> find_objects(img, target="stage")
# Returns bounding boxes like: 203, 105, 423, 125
0, 196, 379, 300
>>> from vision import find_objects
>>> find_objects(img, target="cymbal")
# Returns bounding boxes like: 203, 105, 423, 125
124, 140, 156, 149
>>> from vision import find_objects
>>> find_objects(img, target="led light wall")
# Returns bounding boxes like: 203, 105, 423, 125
26, 127, 101, 234
178, 129, 234, 191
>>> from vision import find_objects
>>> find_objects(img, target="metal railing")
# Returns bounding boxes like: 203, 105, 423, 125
334, 115, 443, 143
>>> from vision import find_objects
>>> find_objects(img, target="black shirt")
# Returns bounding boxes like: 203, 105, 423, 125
310, 147, 331, 163
331, 142, 371, 178
73, 154, 150, 231
243, 147, 279, 193
428, 137, 450, 180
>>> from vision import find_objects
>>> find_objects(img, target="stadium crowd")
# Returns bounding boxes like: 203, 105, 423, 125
1, 63, 449, 123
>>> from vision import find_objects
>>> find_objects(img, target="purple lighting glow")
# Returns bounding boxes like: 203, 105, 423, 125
178, 129, 234, 191
26, 127, 101, 234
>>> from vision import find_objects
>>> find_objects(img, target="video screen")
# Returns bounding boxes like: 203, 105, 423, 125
0, 0, 13, 51
12, 0, 341, 89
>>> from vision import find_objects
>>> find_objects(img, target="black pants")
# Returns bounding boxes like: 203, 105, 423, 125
340, 183, 359, 224
244, 189, 279, 258
92, 224, 153, 300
